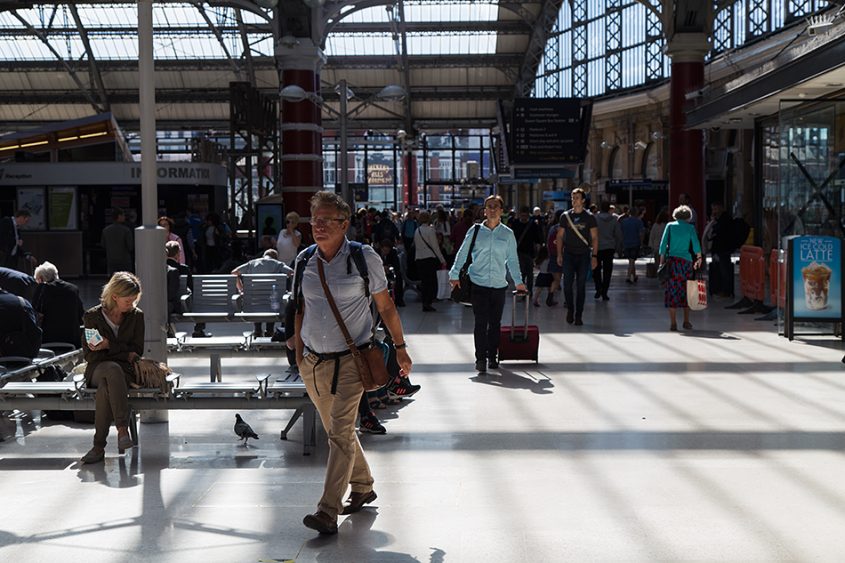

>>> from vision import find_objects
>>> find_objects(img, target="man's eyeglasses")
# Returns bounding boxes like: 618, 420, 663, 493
310, 217, 346, 228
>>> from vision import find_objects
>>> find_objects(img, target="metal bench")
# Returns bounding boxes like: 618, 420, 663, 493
0, 347, 84, 385
179, 274, 238, 323
233, 273, 289, 324
0, 369, 317, 455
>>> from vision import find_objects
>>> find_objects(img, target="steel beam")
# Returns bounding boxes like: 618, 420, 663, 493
190, 1, 244, 79
68, 3, 110, 111
235, 8, 256, 86
8, 10, 103, 112
512, 0, 564, 98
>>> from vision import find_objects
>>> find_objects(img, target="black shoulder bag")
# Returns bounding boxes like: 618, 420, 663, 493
451, 224, 481, 304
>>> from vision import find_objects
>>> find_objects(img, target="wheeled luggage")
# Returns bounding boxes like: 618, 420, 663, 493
498, 292, 539, 363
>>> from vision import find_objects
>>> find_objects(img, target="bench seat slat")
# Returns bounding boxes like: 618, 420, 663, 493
0, 382, 78, 395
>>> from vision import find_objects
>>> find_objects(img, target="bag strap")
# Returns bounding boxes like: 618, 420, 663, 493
564, 212, 590, 247
417, 226, 438, 257
661, 225, 672, 257
515, 222, 531, 248
459, 224, 481, 273
316, 259, 365, 359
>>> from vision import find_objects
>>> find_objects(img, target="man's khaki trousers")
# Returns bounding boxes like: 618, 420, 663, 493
301, 353, 374, 518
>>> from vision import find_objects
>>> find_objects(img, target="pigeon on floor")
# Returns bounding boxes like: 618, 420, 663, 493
234, 413, 259, 445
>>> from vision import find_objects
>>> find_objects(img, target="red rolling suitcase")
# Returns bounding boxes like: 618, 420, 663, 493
498, 292, 539, 363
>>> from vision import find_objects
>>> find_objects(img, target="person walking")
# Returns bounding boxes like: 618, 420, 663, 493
592, 201, 622, 300
294, 191, 412, 535
0, 209, 34, 271
544, 209, 564, 306
276, 211, 303, 267
449, 195, 526, 373
555, 188, 598, 325
508, 206, 544, 295
102, 208, 134, 276
80, 272, 144, 464
620, 208, 646, 284
413, 211, 447, 312
658, 205, 703, 331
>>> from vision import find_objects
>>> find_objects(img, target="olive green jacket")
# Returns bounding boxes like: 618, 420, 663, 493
82, 305, 144, 383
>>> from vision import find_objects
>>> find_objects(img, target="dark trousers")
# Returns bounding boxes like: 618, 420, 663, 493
89, 362, 131, 448
562, 252, 590, 315
470, 283, 507, 362
417, 257, 439, 307
592, 249, 615, 297
713, 252, 734, 296
518, 252, 534, 293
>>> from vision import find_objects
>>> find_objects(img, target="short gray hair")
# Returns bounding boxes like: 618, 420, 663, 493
34, 261, 59, 283
673, 205, 692, 221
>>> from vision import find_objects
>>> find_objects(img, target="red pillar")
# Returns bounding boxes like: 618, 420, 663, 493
404, 152, 417, 207
278, 48, 324, 219
667, 36, 707, 232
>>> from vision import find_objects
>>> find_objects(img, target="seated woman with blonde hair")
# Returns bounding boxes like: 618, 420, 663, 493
80, 272, 144, 464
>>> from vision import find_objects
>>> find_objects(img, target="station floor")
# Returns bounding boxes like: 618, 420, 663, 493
2, 264, 845, 562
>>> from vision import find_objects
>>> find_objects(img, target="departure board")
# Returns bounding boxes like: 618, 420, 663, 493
511, 98, 589, 164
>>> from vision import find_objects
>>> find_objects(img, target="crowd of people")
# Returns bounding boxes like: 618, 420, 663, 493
1, 190, 753, 537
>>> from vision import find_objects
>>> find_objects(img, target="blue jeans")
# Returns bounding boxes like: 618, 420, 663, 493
562, 252, 591, 315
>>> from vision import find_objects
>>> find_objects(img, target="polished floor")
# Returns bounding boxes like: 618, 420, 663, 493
2, 264, 845, 562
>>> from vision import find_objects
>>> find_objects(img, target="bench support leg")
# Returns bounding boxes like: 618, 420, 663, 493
279, 407, 302, 441
303, 403, 316, 456
128, 408, 139, 446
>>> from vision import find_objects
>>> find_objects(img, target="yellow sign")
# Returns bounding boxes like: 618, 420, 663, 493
367, 163, 392, 185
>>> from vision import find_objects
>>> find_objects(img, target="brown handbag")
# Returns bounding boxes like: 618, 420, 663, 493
317, 259, 389, 391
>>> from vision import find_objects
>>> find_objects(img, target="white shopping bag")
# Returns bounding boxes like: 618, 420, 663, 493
436, 269, 452, 300
687, 277, 708, 311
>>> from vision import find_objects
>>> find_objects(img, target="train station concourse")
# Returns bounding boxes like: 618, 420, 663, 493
1, 0, 845, 561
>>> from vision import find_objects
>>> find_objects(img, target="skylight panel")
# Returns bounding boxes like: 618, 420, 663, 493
405, 1, 498, 22
326, 33, 395, 56
407, 32, 497, 55
78, 4, 137, 28
155, 34, 229, 59
343, 6, 391, 23
90, 36, 139, 60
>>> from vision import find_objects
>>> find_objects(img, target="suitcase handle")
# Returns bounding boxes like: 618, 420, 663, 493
511, 290, 529, 340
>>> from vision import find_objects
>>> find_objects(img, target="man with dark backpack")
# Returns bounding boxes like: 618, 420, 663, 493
293, 191, 413, 535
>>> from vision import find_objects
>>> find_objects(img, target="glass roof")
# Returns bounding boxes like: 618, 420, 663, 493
0, 1, 502, 61
0, 3, 273, 61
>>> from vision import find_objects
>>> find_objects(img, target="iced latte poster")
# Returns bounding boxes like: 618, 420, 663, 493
792, 236, 842, 319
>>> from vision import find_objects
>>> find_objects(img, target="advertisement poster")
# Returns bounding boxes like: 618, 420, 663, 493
48, 187, 78, 230
791, 235, 842, 319
16, 187, 46, 230
256, 203, 284, 249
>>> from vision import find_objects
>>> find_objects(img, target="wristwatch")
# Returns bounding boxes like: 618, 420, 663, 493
395, 342, 408, 350
592, 254, 598, 258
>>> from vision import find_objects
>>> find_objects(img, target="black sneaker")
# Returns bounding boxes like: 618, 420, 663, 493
566, 309, 574, 324
488, 357, 499, 369
359, 411, 386, 434
574, 315, 583, 326
387, 378, 421, 400
475, 360, 487, 373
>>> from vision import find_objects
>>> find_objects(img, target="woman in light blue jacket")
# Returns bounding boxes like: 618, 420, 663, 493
450, 195, 527, 373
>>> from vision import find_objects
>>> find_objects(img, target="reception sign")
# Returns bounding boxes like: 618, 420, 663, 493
785, 235, 844, 340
